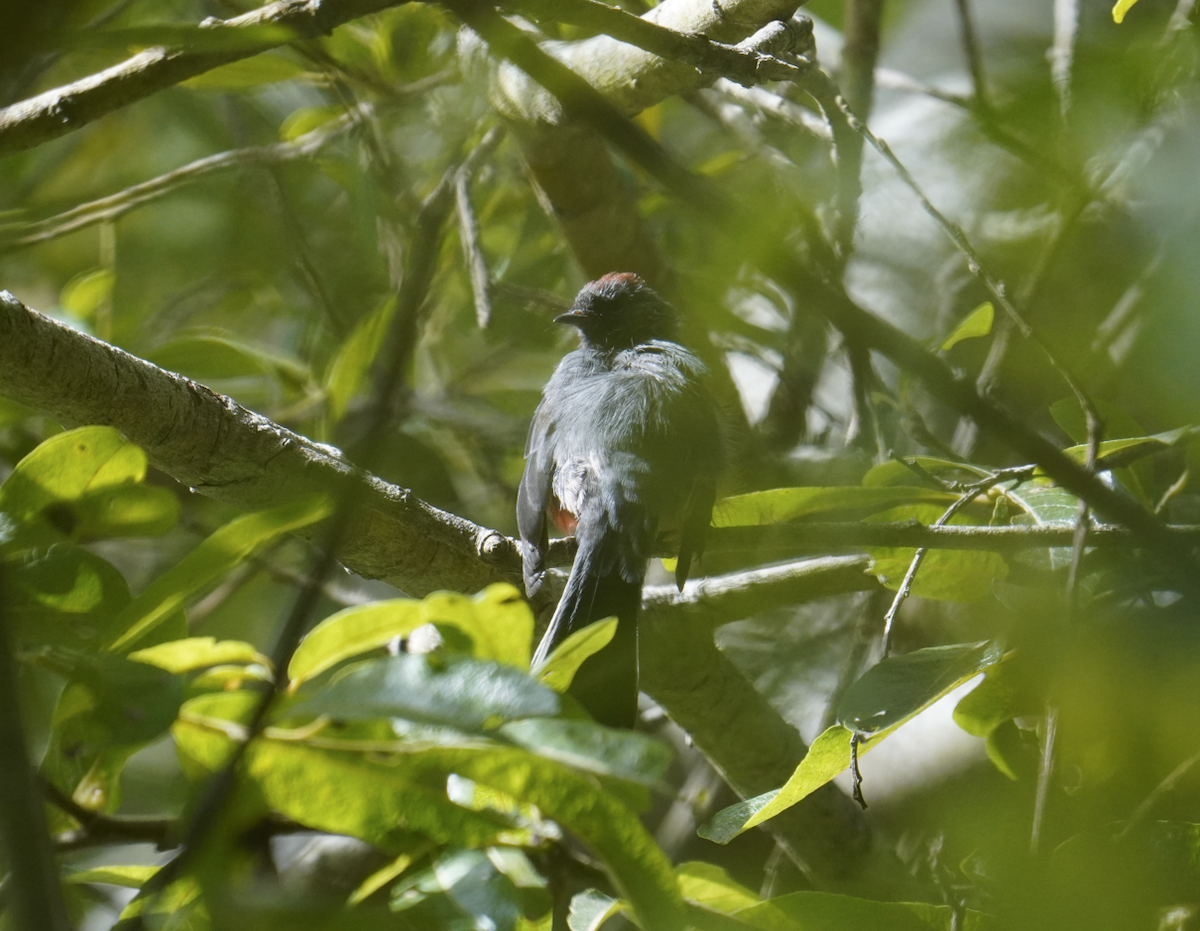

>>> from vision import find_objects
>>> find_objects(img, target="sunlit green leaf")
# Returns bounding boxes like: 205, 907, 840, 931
537, 618, 616, 692
712, 485, 954, 527
129, 637, 270, 675
939, 301, 993, 351
105, 495, 330, 653
290, 584, 535, 688
1112, 0, 1140, 22
677, 861, 761, 912
0, 426, 146, 530
67, 865, 159, 888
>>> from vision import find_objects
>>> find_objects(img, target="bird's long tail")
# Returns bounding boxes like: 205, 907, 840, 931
532, 535, 643, 728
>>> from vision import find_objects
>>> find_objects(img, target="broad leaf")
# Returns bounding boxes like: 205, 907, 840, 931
537, 618, 616, 691
325, 295, 396, 422
939, 301, 993, 351
568, 889, 624, 931
291, 653, 559, 730
712, 485, 954, 527
129, 637, 270, 675
499, 717, 673, 786
677, 861, 761, 912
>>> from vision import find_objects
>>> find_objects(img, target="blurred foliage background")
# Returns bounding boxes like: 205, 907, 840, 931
3, 0, 1200, 928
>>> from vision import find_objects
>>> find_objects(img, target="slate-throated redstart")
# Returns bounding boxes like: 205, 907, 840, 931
518, 273, 722, 727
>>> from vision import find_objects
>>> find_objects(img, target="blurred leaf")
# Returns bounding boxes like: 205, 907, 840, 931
737, 891, 995, 930
67, 865, 159, 888
537, 618, 616, 692
712, 485, 954, 527
60, 268, 113, 322
499, 717, 673, 786
1049, 398, 1144, 444
149, 334, 310, 386
953, 658, 1038, 780
280, 104, 345, 141
290, 583, 535, 688
568, 889, 623, 931
129, 637, 270, 674
325, 295, 395, 422
837, 641, 1000, 734
66, 483, 180, 540
51, 649, 186, 746
1112, 0, 1140, 22
183, 53, 307, 89
1060, 427, 1200, 471
390, 849, 526, 931
939, 301, 993, 351
8, 546, 131, 649
677, 861, 761, 912
105, 495, 330, 653
866, 505, 1008, 601
291, 653, 559, 729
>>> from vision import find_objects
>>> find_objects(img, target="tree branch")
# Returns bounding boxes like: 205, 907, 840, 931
0, 0, 410, 158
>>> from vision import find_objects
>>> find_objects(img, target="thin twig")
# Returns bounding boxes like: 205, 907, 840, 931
952, 0, 990, 112
0, 109, 362, 252
0, 0, 412, 157
455, 126, 505, 329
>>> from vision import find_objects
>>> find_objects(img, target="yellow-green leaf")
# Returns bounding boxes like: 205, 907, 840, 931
939, 301, 993, 351
1113, 0, 1140, 22
537, 618, 616, 692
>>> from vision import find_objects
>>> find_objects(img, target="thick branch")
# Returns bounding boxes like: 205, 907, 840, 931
0, 0, 409, 158
0, 291, 510, 597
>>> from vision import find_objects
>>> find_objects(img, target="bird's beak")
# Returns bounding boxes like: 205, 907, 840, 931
553, 308, 588, 326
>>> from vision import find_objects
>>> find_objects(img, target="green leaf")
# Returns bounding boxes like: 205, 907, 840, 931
292, 653, 559, 730
939, 301, 994, 351
280, 104, 345, 141
325, 295, 396, 422
128, 637, 271, 675
953, 659, 1036, 780
54, 650, 186, 746
149, 334, 310, 386
183, 52, 307, 89
537, 619, 616, 692
66, 483, 180, 540
0, 426, 146, 531
67, 865, 158, 888
699, 726, 873, 843
677, 861, 761, 912
390, 849, 526, 931
568, 889, 624, 931
836, 641, 1000, 734
1060, 427, 1200, 471
60, 268, 113, 321
1113, 0, 1139, 22
861, 457, 991, 488
499, 717, 673, 786
105, 495, 330, 653
866, 505, 1008, 601
712, 485, 955, 527
8, 547, 131, 649
288, 598, 426, 687
423, 584, 535, 668
737, 890, 996, 931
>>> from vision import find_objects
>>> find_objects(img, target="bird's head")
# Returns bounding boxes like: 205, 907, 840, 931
554, 273, 680, 351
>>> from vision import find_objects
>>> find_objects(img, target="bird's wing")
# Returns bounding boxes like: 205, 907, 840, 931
517, 406, 555, 597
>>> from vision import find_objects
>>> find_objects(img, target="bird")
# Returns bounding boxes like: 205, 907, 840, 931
518, 273, 722, 727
